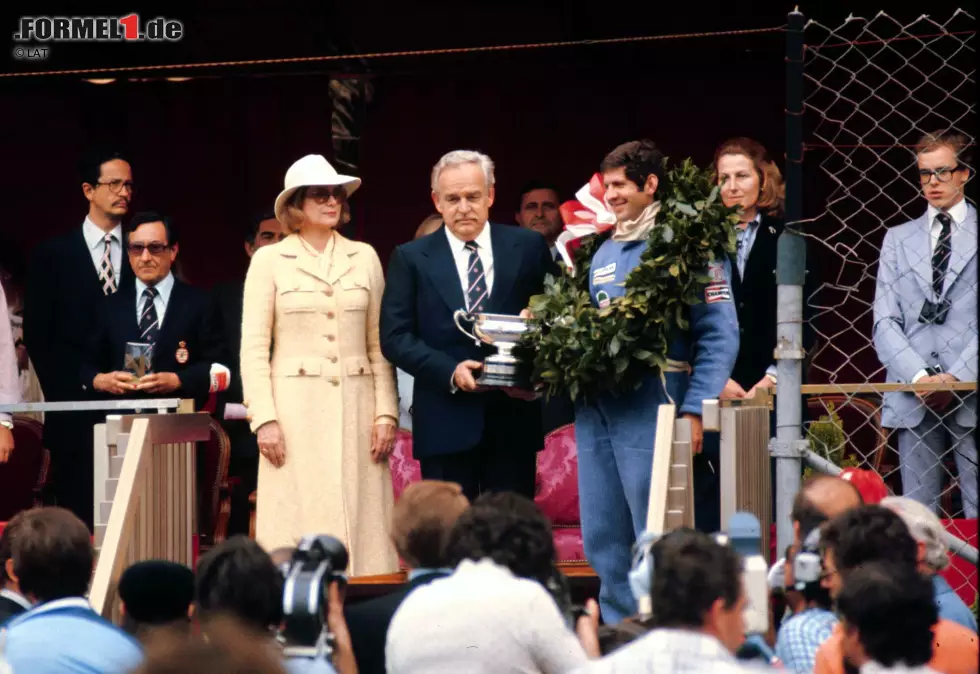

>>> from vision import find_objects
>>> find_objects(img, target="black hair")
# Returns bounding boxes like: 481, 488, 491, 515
820, 505, 918, 574
445, 492, 555, 586
126, 211, 178, 247
836, 562, 937, 667
245, 210, 279, 245
516, 181, 562, 211
80, 148, 129, 186
599, 139, 665, 190
649, 528, 742, 629
194, 536, 283, 632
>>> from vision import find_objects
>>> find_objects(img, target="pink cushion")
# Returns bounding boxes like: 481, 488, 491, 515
552, 526, 586, 562
535, 424, 580, 526
390, 429, 422, 501
940, 518, 978, 606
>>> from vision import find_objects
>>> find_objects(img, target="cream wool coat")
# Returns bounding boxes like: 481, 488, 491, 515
240, 233, 399, 575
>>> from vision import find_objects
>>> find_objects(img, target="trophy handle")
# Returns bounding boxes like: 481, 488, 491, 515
453, 309, 479, 343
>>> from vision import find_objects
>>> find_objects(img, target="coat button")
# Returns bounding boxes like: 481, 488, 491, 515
359, 367, 365, 374
327, 335, 336, 342
327, 311, 336, 319
323, 288, 333, 297
298, 368, 306, 375
331, 379, 340, 386
331, 356, 338, 363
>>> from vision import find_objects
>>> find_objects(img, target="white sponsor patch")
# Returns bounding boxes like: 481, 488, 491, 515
593, 273, 616, 285
705, 283, 732, 304
708, 261, 727, 283
593, 262, 616, 279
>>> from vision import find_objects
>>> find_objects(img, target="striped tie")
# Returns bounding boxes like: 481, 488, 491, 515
139, 287, 160, 350
932, 212, 953, 297
464, 241, 488, 313
98, 234, 117, 295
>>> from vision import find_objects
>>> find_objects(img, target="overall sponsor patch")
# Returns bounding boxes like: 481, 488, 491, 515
596, 290, 611, 309
175, 340, 190, 364
593, 273, 616, 285
593, 262, 616, 279
708, 261, 728, 283
705, 283, 732, 304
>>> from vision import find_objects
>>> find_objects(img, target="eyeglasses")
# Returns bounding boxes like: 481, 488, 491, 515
127, 242, 170, 255
918, 165, 965, 184
97, 179, 135, 194
306, 186, 346, 203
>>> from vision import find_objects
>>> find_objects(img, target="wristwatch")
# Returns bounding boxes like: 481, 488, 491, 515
924, 365, 943, 377
0, 420, 13, 431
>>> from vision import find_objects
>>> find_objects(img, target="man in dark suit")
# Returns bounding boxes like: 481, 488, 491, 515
0, 514, 31, 625
514, 180, 575, 435
23, 149, 135, 529
381, 150, 553, 502
82, 211, 228, 412
344, 480, 469, 674
205, 211, 285, 535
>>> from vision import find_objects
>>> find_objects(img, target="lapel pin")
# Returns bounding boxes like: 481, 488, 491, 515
175, 341, 189, 364
768, 226, 776, 234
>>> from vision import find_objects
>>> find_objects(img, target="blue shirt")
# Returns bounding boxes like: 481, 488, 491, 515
588, 237, 740, 416
285, 656, 338, 674
933, 574, 978, 633
775, 607, 838, 673
0, 597, 143, 674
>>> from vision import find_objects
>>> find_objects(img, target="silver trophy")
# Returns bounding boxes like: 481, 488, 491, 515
453, 310, 533, 388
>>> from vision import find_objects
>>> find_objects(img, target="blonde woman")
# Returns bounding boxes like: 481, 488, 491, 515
241, 154, 398, 575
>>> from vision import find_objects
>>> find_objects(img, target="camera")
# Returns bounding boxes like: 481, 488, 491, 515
279, 535, 349, 660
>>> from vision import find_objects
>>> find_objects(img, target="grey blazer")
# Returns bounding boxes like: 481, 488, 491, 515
872, 203, 977, 429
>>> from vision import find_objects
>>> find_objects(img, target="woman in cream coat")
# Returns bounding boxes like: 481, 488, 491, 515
241, 154, 399, 575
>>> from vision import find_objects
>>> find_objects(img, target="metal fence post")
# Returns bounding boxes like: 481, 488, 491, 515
772, 7, 807, 556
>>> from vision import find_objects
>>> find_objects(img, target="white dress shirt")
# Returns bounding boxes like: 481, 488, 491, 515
135, 272, 175, 328
445, 222, 495, 310
910, 197, 969, 384
0, 285, 21, 424
81, 217, 122, 278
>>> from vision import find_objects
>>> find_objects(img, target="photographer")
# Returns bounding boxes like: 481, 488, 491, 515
574, 528, 764, 673
194, 537, 356, 674
386, 492, 599, 673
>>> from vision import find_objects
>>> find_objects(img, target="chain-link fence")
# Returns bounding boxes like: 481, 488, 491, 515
797, 9, 977, 604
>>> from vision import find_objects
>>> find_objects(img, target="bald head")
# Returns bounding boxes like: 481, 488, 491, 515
791, 475, 863, 545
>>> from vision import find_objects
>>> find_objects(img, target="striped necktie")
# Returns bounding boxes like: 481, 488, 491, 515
139, 287, 160, 349
464, 240, 488, 313
98, 234, 117, 294
932, 212, 953, 297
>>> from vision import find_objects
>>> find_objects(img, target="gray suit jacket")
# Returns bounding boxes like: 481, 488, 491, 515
872, 203, 977, 429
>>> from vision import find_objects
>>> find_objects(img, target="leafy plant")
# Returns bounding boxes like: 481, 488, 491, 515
803, 402, 860, 479
972, 592, 979, 622
519, 158, 739, 403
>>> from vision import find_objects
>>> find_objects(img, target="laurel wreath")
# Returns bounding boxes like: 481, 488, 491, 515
519, 158, 739, 403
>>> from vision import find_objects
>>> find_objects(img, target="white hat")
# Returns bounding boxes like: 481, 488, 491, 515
273, 154, 361, 224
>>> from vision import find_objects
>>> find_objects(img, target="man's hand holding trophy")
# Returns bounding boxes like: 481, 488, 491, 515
452, 309, 542, 401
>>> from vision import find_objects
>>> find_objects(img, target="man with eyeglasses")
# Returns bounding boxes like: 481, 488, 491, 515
23, 149, 136, 529
204, 211, 286, 535
82, 211, 229, 413
872, 130, 977, 519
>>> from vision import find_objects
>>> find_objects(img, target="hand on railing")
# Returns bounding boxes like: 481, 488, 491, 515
916, 373, 960, 410
257, 421, 286, 468
682, 413, 703, 455
720, 378, 748, 400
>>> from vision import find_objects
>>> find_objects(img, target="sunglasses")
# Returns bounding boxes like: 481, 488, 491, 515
127, 242, 171, 255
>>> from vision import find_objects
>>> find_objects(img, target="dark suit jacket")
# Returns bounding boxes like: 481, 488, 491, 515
380, 223, 552, 459
729, 214, 816, 390
0, 593, 29, 626
82, 277, 220, 412
23, 228, 134, 449
204, 280, 258, 459
344, 571, 448, 674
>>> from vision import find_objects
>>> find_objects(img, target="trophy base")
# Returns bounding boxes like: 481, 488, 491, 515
475, 358, 530, 389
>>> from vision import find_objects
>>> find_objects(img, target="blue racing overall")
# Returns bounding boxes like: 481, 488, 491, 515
577, 236, 739, 622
